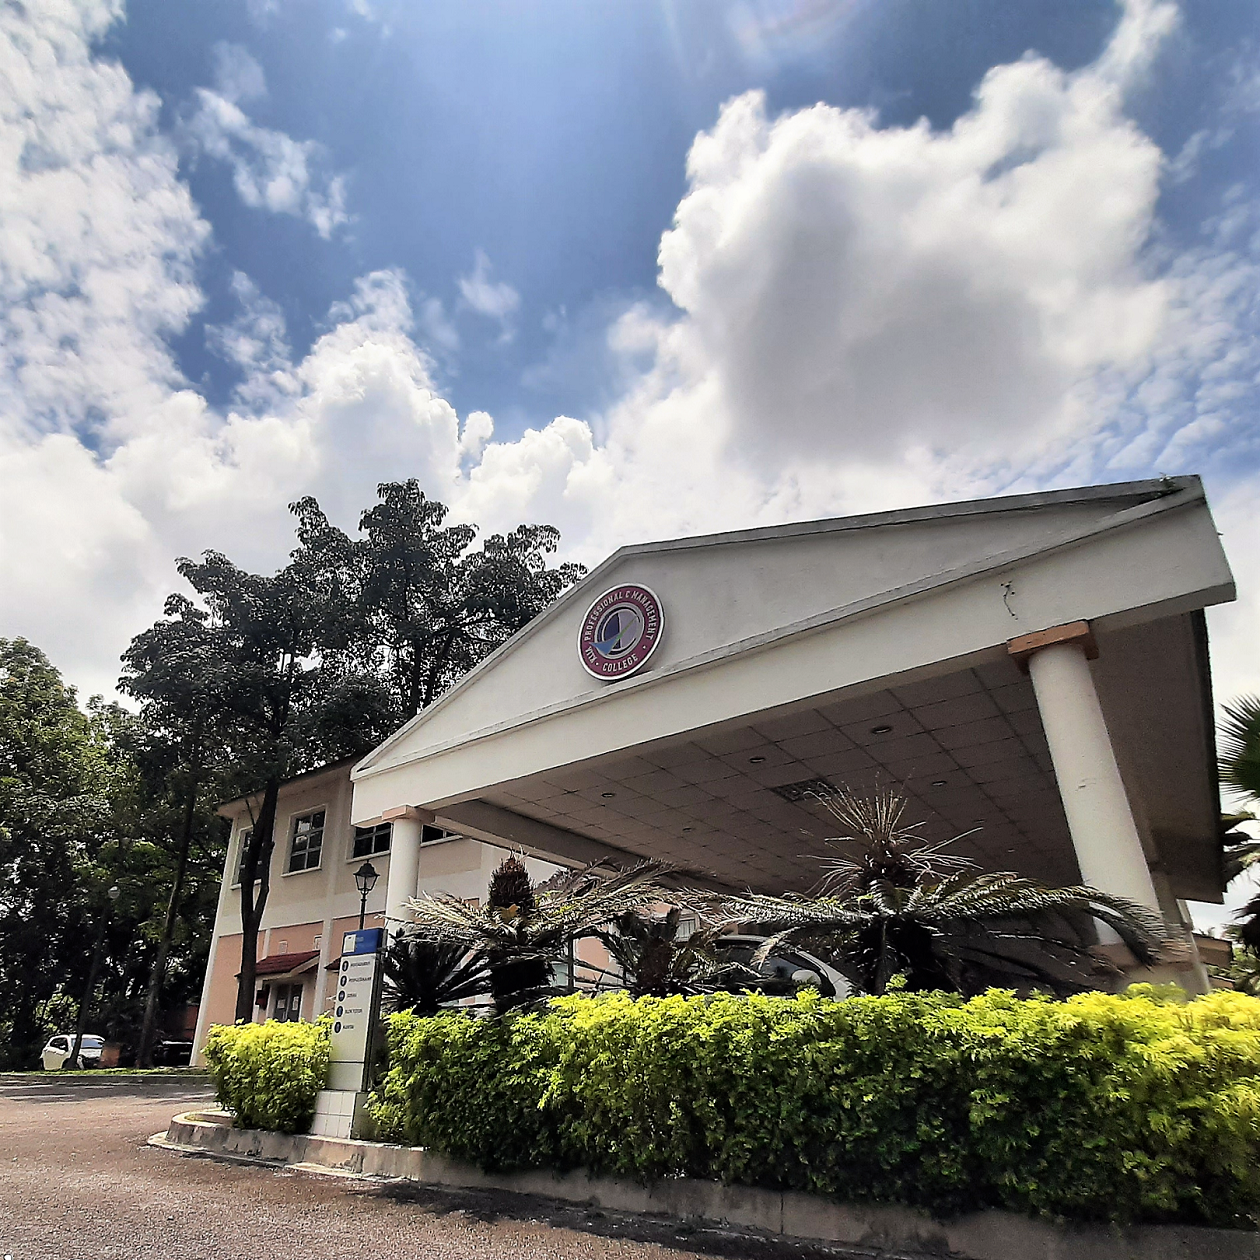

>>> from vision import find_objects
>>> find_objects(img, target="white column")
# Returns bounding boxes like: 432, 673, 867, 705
1024, 640, 1160, 912
382, 807, 425, 930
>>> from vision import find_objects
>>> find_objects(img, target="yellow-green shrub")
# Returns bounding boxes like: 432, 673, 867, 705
204, 1019, 330, 1133
370, 987, 1260, 1227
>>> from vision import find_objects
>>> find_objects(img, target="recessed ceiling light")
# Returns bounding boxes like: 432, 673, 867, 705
931, 779, 948, 788
749, 755, 766, 764
601, 791, 616, 798
871, 724, 893, 735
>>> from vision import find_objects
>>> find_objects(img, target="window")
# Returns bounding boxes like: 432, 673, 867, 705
550, 941, 576, 992
421, 824, 452, 844
272, 983, 303, 1022
352, 821, 392, 858
287, 810, 325, 873
234, 827, 255, 885
50, 1037, 68, 1052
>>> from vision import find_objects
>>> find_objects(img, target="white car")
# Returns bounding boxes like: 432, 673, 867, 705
41, 1034, 105, 1071
712, 935, 853, 999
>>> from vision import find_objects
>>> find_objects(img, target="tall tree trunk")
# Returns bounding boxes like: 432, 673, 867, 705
234, 775, 279, 1023
68, 916, 109, 1070
136, 771, 199, 1067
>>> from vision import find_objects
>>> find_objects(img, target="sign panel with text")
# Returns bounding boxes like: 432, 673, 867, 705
328, 928, 383, 1092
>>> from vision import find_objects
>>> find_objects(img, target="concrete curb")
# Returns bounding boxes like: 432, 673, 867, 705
154, 1111, 1260, 1260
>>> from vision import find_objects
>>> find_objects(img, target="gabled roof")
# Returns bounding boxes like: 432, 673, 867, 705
245, 950, 320, 979
352, 476, 1214, 784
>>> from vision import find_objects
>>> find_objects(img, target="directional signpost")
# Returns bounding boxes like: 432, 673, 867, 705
329, 927, 383, 1090
311, 927, 384, 1138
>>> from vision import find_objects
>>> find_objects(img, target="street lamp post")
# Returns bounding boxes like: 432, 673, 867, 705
354, 861, 379, 931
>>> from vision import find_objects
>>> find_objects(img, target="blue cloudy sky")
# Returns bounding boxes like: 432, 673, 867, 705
2, 0, 1258, 727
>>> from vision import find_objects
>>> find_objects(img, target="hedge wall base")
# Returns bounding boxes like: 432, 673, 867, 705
155, 1111, 1259, 1260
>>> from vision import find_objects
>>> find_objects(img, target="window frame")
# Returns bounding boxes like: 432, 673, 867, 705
231, 825, 257, 889
350, 821, 392, 860
285, 807, 327, 875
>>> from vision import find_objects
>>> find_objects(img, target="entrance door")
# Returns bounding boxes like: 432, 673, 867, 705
272, 983, 304, 1022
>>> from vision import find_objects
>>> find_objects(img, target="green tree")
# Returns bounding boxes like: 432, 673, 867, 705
0, 641, 136, 1066
121, 552, 387, 1024
122, 485, 584, 1026
380, 937, 491, 1016
291, 481, 585, 722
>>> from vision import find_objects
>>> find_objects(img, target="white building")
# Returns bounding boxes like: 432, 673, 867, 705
195, 477, 1236, 1053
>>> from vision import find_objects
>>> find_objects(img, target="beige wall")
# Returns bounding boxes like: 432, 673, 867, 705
195, 768, 566, 1056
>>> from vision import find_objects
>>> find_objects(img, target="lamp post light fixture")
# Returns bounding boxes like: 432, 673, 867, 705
354, 861, 379, 931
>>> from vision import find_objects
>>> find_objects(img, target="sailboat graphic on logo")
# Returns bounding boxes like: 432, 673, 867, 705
594, 606, 644, 659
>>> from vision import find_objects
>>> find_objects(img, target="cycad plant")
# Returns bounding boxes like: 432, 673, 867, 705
718, 787, 1171, 997
592, 907, 731, 997
380, 936, 491, 1016
403, 855, 671, 1013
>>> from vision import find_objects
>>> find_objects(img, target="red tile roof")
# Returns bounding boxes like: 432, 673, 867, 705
252, 950, 320, 977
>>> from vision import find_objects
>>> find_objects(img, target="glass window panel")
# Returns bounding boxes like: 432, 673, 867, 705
352, 821, 392, 858
288, 810, 325, 872
234, 827, 255, 885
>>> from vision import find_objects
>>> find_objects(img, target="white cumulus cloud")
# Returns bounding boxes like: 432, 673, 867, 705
1, 0, 1258, 740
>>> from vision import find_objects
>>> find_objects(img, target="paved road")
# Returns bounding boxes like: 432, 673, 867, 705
0, 1078, 867, 1260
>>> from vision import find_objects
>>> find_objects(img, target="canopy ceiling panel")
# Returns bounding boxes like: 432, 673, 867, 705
465, 655, 1078, 895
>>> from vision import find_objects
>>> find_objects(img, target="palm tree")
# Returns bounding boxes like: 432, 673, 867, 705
1220, 697, 1260, 957
717, 787, 1172, 997
402, 855, 672, 1013
1221, 696, 1260, 799
380, 936, 491, 1016
591, 907, 732, 997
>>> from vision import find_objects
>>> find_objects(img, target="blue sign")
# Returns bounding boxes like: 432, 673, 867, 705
341, 927, 384, 956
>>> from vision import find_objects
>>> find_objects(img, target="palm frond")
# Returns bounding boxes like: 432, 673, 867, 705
1221, 695, 1260, 800
707, 787, 1177, 996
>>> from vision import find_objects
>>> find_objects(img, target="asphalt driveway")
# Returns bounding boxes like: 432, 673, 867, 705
0, 1077, 864, 1260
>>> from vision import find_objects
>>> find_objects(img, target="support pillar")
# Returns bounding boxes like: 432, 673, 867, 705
1011, 625, 1160, 913
1010, 622, 1173, 985
381, 806, 429, 930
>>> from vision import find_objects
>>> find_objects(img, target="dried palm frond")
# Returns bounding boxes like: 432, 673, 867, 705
807, 785, 977, 896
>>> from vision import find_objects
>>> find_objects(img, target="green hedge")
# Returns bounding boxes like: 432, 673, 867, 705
371, 987, 1260, 1227
204, 1019, 330, 1133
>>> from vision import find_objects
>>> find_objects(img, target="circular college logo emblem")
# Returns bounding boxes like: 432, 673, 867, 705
578, 584, 664, 680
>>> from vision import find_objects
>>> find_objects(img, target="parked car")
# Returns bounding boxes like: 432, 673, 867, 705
41, 1034, 105, 1071
152, 1039, 194, 1067
711, 935, 852, 999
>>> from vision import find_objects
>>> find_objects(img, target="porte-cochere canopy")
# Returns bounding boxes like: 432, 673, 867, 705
350, 477, 1235, 986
